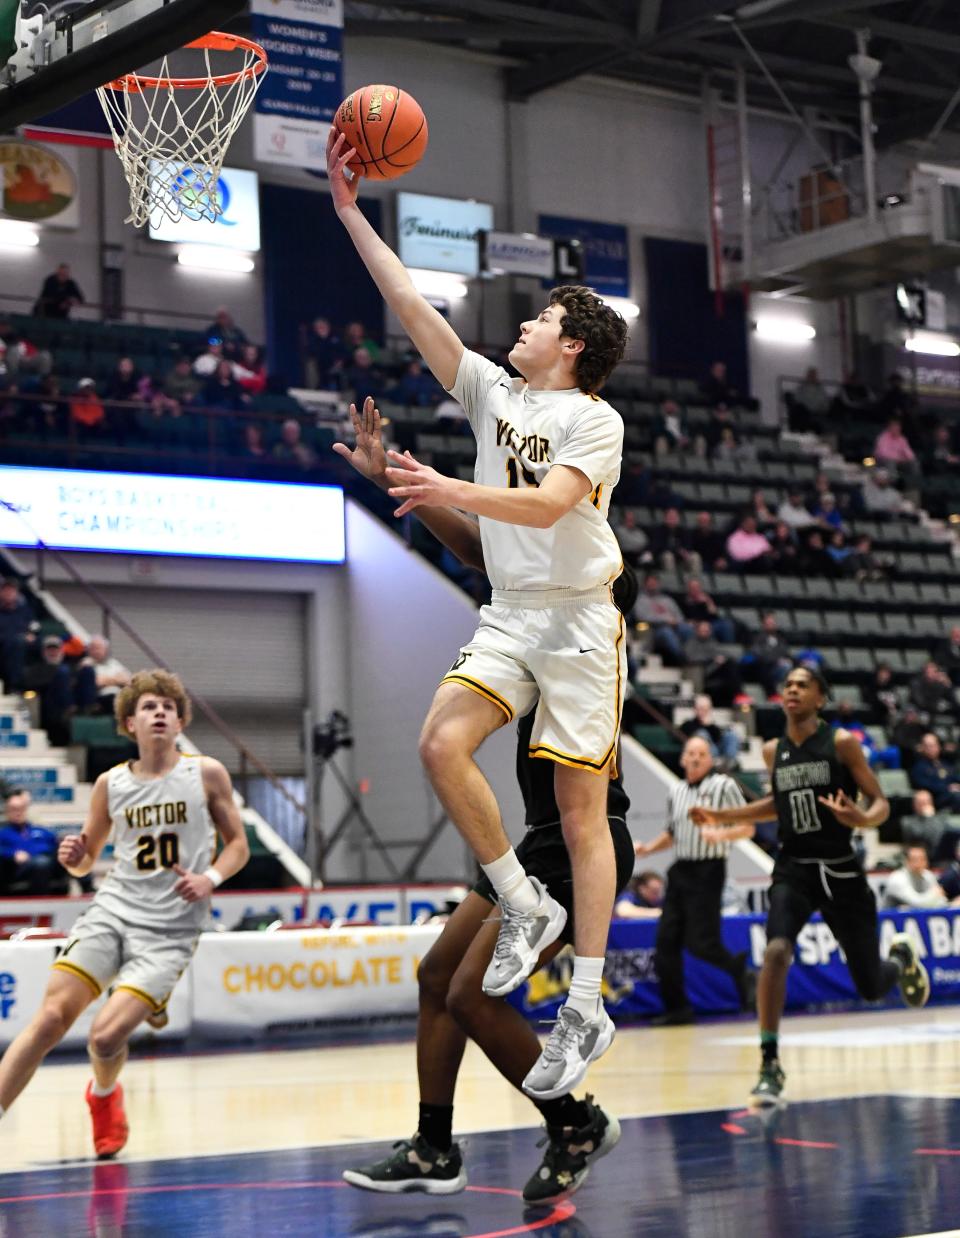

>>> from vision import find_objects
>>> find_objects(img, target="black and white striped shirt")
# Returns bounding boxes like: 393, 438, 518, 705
667, 772, 746, 861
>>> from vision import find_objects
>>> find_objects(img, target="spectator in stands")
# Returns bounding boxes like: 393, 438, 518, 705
750, 489, 775, 529
725, 514, 774, 571
829, 700, 900, 769
34, 262, 84, 318
682, 578, 734, 643
881, 844, 946, 910
892, 708, 926, 768
163, 357, 201, 408
105, 357, 139, 405
901, 790, 960, 864
825, 529, 853, 575
614, 871, 664, 919
0, 789, 61, 895
204, 307, 247, 359
612, 509, 649, 565
847, 533, 891, 583
22, 634, 91, 747
935, 625, 960, 687
909, 661, 955, 721
713, 424, 756, 465
193, 338, 225, 378
303, 316, 345, 389
81, 635, 130, 714
744, 612, 792, 699
342, 347, 386, 406
787, 367, 830, 433
704, 402, 736, 452
811, 490, 843, 531
272, 419, 316, 471
689, 510, 728, 572
769, 521, 800, 574
923, 423, 959, 475
0, 578, 34, 692
344, 320, 381, 361
648, 507, 693, 574
777, 488, 816, 530
388, 358, 443, 409
701, 360, 756, 410
1, 321, 52, 379
830, 371, 874, 418
876, 371, 916, 429
240, 421, 270, 470
796, 528, 831, 577
874, 417, 919, 480
69, 378, 106, 441
21, 374, 65, 439
234, 344, 268, 397
937, 841, 960, 905
635, 573, 690, 665
651, 399, 691, 455
861, 467, 903, 516
866, 662, 899, 728
684, 621, 743, 707
679, 693, 740, 768
202, 358, 247, 412
911, 732, 960, 812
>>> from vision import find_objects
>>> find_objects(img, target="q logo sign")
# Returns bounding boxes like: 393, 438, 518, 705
171, 168, 238, 226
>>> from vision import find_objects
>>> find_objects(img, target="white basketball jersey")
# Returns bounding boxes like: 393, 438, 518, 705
448, 349, 624, 591
95, 755, 216, 930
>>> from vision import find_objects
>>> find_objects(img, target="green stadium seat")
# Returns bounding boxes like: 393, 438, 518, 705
878, 769, 912, 797
70, 716, 132, 747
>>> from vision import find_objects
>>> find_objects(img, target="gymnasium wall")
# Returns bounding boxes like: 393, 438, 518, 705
0, 34, 849, 399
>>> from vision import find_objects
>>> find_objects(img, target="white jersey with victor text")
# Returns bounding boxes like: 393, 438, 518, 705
447, 349, 624, 591
94, 754, 216, 931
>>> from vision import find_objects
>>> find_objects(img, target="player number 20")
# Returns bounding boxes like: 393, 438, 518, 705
788, 788, 821, 834
135, 832, 181, 871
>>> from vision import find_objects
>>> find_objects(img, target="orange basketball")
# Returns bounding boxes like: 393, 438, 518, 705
333, 84, 428, 181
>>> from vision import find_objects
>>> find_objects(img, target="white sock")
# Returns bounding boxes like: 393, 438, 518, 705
90, 1081, 116, 1098
565, 956, 606, 1019
480, 848, 540, 913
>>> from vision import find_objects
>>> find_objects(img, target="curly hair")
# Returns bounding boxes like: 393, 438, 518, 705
548, 285, 628, 394
114, 668, 193, 739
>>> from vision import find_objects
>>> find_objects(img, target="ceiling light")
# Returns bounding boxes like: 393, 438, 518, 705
177, 246, 255, 274
600, 295, 641, 321
755, 318, 816, 343
0, 221, 39, 248
904, 331, 960, 357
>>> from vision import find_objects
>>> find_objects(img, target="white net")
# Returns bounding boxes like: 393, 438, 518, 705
96, 39, 266, 229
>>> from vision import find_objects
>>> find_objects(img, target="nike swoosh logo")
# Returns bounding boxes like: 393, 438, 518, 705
579, 647, 596, 654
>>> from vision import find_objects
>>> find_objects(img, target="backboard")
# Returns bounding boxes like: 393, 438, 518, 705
0, 0, 246, 134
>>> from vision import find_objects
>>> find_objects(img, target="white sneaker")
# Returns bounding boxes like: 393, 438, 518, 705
522, 1003, 615, 1101
481, 875, 567, 998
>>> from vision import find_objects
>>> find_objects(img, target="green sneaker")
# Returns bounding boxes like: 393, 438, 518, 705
342, 1133, 467, 1195
889, 932, 930, 1008
522, 1095, 621, 1204
750, 1060, 786, 1108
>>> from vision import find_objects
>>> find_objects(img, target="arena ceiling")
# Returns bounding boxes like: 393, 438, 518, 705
337, 0, 960, 148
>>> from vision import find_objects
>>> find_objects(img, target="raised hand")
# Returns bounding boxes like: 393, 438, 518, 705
818, 789, 865, 829
332, 397, 389, 483
326, 128, 361, 214
58, 834, 86, 869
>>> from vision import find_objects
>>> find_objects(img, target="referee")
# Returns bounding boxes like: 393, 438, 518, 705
635, 736, 756, 1026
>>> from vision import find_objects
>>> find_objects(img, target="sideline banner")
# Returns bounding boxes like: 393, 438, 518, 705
191, 925, 442, 1032
509, 908, 960, 1021
304, 884, 466, 925
0, 891, 309, 936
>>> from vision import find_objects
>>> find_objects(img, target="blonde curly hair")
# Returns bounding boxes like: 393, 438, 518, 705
114, 669, 193, 739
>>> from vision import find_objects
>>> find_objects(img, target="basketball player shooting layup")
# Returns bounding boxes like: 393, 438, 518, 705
0, 670, 249, 1157
690, 666, 929, 1107
328, 129, 629, 1098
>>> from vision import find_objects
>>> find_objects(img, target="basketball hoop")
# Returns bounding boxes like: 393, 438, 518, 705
95, 32, 267, 229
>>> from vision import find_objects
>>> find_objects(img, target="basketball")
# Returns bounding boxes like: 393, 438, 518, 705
333, 84, 428, 181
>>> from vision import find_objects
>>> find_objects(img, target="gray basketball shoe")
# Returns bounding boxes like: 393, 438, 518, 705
481, 875, 567, 998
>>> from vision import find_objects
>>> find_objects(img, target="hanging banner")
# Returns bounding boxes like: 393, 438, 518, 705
397, 192, 494, 277
538, 214, 630, 296
250, 0, 343, 172
479, 230, 555, 279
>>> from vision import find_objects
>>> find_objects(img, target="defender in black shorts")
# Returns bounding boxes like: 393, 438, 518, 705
336, 397, 636, 1203
691, 666, 930, 1107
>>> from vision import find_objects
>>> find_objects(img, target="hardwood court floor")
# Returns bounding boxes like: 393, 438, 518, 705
1, 1007, 958, 1237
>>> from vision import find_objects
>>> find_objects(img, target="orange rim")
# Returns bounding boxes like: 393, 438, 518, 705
102, 31, 267, 92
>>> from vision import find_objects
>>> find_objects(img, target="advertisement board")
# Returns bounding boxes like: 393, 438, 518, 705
148, 165, 261, 251
0, 466, 345, 564
537, 214, 630, 296
397, 192, 494, 277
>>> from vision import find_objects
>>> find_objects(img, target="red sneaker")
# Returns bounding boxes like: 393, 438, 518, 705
85, 1081, 129, 1159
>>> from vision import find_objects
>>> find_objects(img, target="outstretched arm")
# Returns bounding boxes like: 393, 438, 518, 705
333, 398, 485, 570
327, 131, 463, 390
